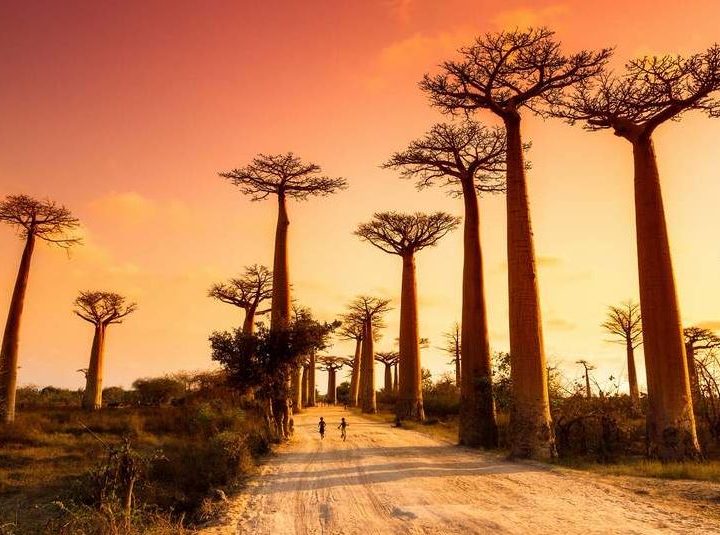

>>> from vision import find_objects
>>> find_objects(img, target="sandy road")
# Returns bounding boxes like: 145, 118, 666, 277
203, 406, 720, 534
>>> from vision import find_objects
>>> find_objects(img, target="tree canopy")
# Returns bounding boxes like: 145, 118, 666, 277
73, 291, 137, 327
355, 211, 460, 256
0, 194, 81, 247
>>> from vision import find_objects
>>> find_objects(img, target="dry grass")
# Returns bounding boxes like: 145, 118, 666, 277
565, 458, 720, 483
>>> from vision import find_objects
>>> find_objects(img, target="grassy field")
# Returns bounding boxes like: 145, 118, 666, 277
0, 402, 269, 534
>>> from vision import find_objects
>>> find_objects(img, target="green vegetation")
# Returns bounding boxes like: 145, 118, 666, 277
0, 375, 270, 534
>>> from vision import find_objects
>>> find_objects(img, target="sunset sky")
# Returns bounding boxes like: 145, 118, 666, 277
1, 0, 719, 395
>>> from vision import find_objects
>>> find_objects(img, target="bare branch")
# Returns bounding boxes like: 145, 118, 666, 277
73, 291, 137, 327
0, 194, 81, 248
355, 211, 460, 256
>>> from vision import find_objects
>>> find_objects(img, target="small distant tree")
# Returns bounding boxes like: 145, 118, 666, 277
337, 312, 365, 407
601, 301, 642, 405
356, 211, 459, 421
684, 327, 720, 405
132, 377, 186, 406
439, 323, 461, 391
0, 195, 81, 422
576, 360, 595, 399
346, 296, 392, 414
556, 46, 720, 460
375, 351, 399, 393
317, 356, 348, 404
208, 264, 272, 333
74, 291, 137, 410
421, 28, 609, 458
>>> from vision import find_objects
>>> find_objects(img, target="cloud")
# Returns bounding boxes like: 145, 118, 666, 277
698, 320, 720, 332
546, 318, 576, 331
491, 4, 568, 30
89, 191, 156, 223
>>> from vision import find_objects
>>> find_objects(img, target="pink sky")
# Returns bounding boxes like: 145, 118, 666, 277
1, 0, 719, 393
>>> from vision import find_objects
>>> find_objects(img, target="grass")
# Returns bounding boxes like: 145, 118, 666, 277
561, 458, 720, 483
352, 407, 460, 444
0, 402, 270, 534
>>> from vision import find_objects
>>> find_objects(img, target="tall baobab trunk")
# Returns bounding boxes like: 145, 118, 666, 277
350, 339, 362, 406
458, 177, 497, 447
291, 366, 303, 413
242, 305, 257, 334
301, 365, 309, 407
307, 353, 316, 407
684, 341, 702, 407
0, 232, 36, 423
360, 319, 376, 413
504, 114, 554, 459
383, 363, 392, 393
396, 254, 424, 420
393, 362, 398, 392
627, 342, 640, 405
632, 136, 699, 460
271, 193, 292, 437
327, 369, 337, 404
83, 324, 107, 410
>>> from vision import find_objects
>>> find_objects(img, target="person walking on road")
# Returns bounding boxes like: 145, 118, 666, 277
318, 417, 326, 439
338, 417, 349, 441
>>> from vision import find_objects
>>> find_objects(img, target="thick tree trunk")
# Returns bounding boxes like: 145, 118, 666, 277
360, 318, 376, 413
327, 370, 337, 404
384, 363, 392, 393
503, 114, 555, 459
632, 136, 699, 460
0, 232, 36, 423
627, 343, 640, 405
393, 363, 398, 392
271, 193, 291, 438
291, 366, 303, 413
301, 365, 309, 407
396, 254, 424, 421
307, 352, 316, 407
83, 324, 107, 410
350, 338, 362, 406
242, 305, 257, 334
458, 176, 497, 447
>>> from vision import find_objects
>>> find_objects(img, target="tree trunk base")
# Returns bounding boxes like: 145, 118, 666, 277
395, 398, 425, 422
509, 406, 556, 460
647, 421, 701, 461
458, 382, 498, 448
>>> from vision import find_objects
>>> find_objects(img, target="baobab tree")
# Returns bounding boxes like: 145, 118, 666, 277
601, 301, 643, 405
356, 212, 460, 420
74, 291, 137, 410
346, 296, 391, 414
556, 46, 720, 459
684, 327, 720, 406
375, 351, 399, 394
208, 264, 272, 334
220, 154, 346, 429
0, 195, 81, 423
220, 154, 345, 330
385, 121, 506, 446
576, 360, 595, 399
439, 323, 462, 388
338, 312, 365, 407
421, 28, 610, 458
318, 356, 347, 404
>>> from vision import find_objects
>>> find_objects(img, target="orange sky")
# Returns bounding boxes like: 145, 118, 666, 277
1, 0, 719, 394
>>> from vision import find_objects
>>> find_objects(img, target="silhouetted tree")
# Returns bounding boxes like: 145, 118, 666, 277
422, 28, 609, 458
208, 264, 272, 334
684, 327, 720, 406
556, 46, 720, 460
576, 360, 595, 399
0, 195, 80, 422
601, 301, 643, 405
356, 211, 459, 421
375, 351, 399, 393
74, 291, 137, 410
385, 121, 506, 445
346, 296, 391, 414
318, 356, 347, 404
337, 312, 365, 407
439, 323, 461, 388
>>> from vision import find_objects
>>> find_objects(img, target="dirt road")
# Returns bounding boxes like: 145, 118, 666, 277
203, 406, 719, 534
